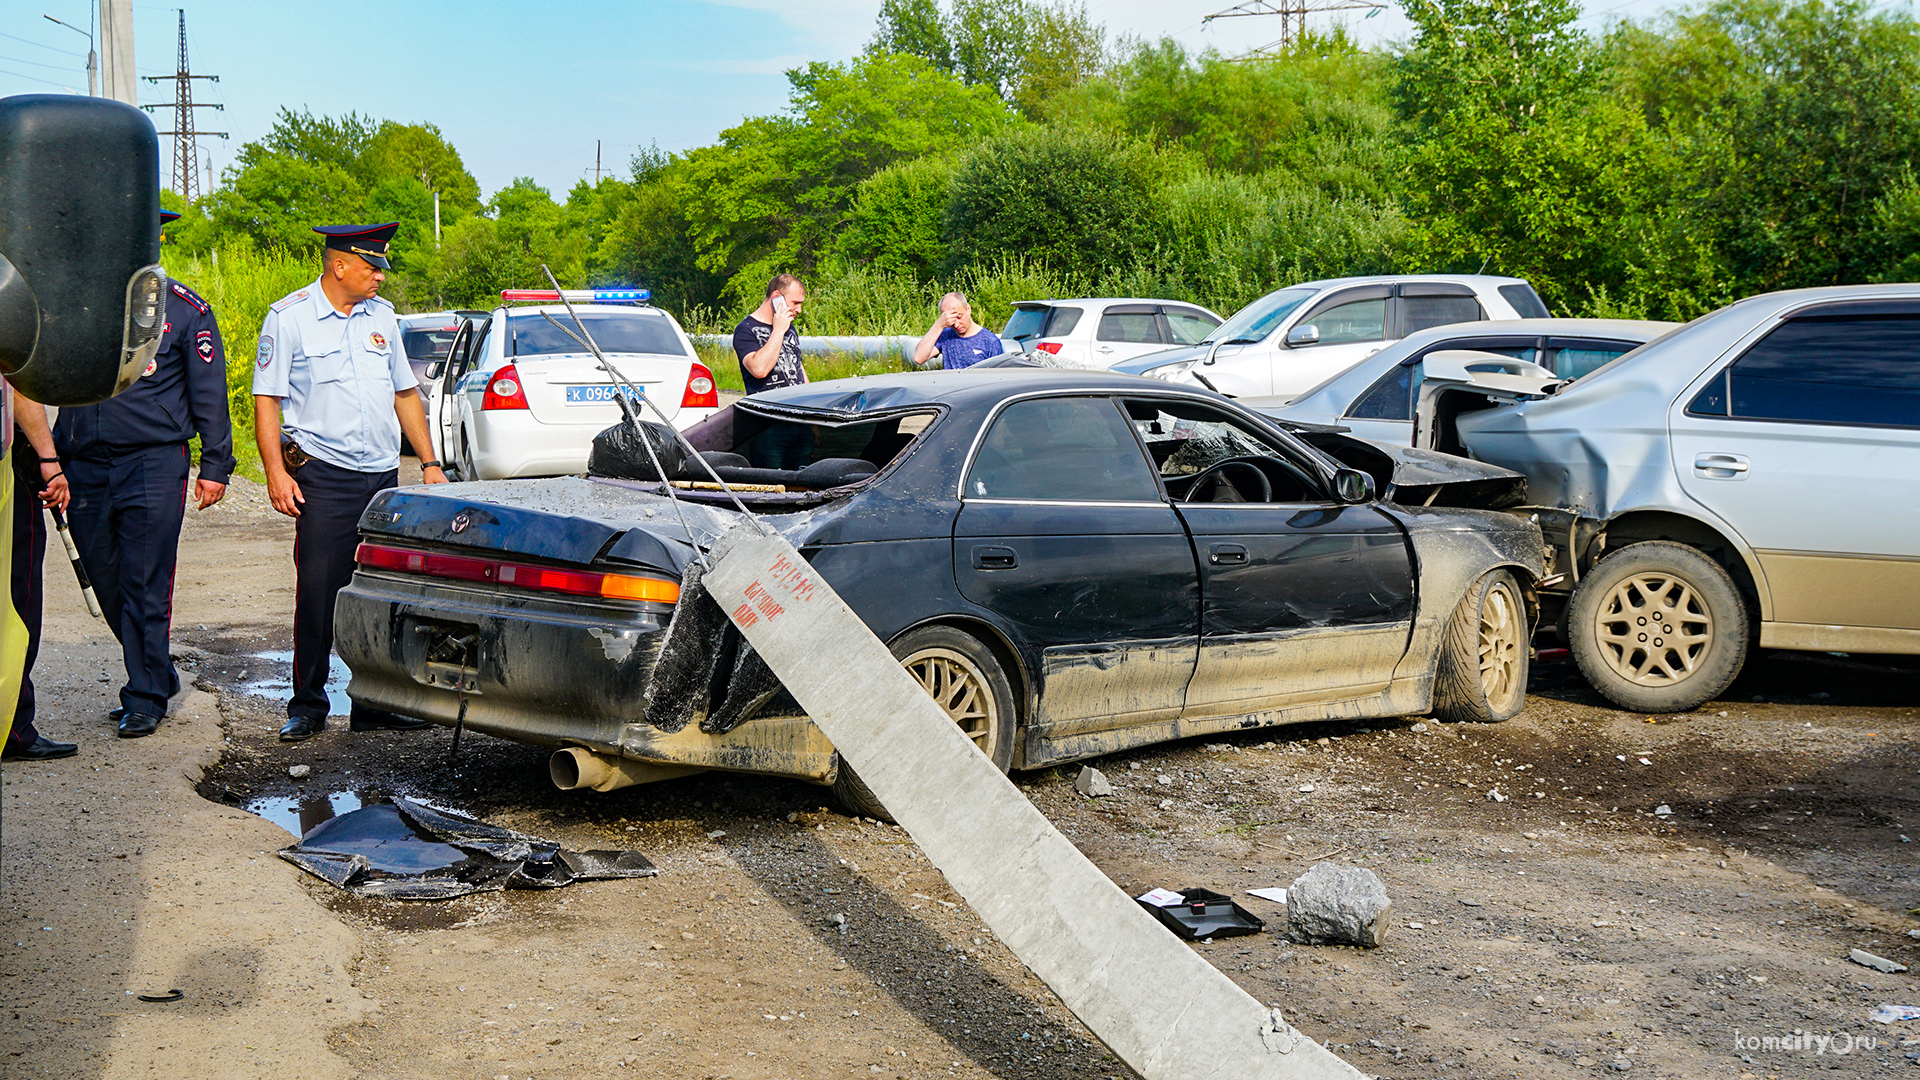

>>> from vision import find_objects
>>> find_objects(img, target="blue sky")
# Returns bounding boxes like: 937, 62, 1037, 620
3, 0, 1678, 201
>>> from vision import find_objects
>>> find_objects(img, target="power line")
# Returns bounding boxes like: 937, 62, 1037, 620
1202, 0, 1390, 59
0, 30, 84, 57
0, 52, 88, 71
0, 66, 75, 88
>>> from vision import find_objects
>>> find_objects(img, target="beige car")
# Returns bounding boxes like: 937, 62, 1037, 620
1418, 284, 1920, 712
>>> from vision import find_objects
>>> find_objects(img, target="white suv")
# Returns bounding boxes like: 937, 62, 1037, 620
999, 298, 1224, 369
1114, 275, 1548, 399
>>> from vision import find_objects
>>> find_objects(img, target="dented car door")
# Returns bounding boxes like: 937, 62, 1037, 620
1124, 399, 1415, 716
954, 395, 1199, 733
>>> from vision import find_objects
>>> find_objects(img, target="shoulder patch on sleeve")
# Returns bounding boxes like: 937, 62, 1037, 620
270, 289, 309, 314
256, 336, 274, 368
196, 328, 216, 361
169, 281, 210, 314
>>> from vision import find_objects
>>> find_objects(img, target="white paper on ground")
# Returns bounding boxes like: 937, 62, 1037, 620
1137, 888, 1186, 907
1247, 887, 1289, 904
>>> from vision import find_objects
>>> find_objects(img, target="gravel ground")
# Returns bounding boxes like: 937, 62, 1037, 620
5, 467, 1917, 1079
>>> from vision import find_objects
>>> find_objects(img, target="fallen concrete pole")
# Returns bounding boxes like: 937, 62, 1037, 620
701, 527, 1367, 1080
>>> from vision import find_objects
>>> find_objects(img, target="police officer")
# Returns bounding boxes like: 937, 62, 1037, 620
53, 209, 233, 740
254, 223, 446, 742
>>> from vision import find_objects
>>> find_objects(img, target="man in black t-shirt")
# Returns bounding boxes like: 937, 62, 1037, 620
732, 273, 813, 468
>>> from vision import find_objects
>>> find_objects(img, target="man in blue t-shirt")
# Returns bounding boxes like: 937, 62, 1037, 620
911, 292, 1004, 370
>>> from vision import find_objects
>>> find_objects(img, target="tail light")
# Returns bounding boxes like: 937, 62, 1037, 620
482, 364, 529, 410
1034, 341, 1062, 354
356, 543, 680, 604
681, 362, 718, 408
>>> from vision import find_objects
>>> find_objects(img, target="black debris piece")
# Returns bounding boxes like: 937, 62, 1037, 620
588, 417, 687, 481
277, 796, 656, 900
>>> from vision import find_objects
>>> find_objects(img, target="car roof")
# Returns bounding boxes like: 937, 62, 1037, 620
744, 368, 1223, 417
1010, 297, 1219, 309
1286, 274, 1533, 290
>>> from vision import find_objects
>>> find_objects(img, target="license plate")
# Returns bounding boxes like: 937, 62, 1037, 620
565, 384, 644, 405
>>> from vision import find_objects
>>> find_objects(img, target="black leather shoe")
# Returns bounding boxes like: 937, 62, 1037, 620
3, 735, 79, 760
348, 707, 433, 732
117, 712, 160, 739
279, 715, 327, 742
108, 707, 125, 725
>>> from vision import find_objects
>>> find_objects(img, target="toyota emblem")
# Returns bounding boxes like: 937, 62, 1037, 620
451, 512, 470, 534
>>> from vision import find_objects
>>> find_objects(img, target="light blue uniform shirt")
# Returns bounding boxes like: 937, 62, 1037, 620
252, 279, 417, 473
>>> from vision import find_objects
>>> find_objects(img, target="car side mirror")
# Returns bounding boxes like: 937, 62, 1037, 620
425, 360, 444, 380
1333, 468, 1375, 504
1285, 324, 1320, 347
0, 95, 164, 405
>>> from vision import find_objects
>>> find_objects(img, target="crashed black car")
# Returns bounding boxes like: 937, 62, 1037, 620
335, 370, 1544, 816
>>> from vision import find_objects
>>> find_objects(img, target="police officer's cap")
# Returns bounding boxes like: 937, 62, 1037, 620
160, 209, 181, 224
313, 222, 400, 270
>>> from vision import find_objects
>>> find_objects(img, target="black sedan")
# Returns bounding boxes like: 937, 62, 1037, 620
335, 369, 1544, 816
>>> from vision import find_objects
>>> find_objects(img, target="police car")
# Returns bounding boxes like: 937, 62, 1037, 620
423, 290, 719, 480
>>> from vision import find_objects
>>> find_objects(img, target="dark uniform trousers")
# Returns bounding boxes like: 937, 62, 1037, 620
290, 458, 396, 721
6, 441, 47, 751
65, 444, 190, 717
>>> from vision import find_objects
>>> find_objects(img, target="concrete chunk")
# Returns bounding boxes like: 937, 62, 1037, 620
1074, 766, 1113, 797
1850, 948, 1909, 973
1287, 863, 1392, 948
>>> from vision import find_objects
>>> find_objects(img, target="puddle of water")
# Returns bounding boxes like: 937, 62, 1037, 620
249, 790, 367, 838
242, 649, 353, 717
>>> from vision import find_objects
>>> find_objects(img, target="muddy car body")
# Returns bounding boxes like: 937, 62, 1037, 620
1414, 284, 1920, 713
335, 370, 1544, 811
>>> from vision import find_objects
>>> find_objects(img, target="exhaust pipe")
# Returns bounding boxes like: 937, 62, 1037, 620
549, 747, 704, 792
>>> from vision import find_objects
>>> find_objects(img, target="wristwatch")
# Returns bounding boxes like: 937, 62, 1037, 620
420, 460, 443, 470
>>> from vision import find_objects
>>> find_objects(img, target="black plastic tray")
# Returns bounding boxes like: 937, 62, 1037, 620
1138, 887, 1265, 939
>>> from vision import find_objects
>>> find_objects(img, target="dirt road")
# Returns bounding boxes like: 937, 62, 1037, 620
4, 469, 1917, 1079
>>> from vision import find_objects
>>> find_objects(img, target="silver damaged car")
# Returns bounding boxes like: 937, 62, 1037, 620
1416, 285, 1920, 712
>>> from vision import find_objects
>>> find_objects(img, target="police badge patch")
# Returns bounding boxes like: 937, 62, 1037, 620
369, 331, 388, 351
197, 329, 215, 361
142, 358, 157, 378
257, 336, 274, 368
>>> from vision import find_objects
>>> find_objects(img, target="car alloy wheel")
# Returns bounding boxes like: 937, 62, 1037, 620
1568, 541, 1749, 713
901, 646, 997, 752
1590, 571, 1713, 687
1476, 575, 1525, 716
833, 625, 1017, 821
1433, 568, 1529, 723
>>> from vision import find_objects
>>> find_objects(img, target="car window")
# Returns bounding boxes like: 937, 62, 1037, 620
452, 320, 490, 385
1298, 299, 1387, 345
402, 325, 459, 363
1212, 287, 1317, 343
1689, 314, 1920, 428
1123, 400, 1318, 502
1401, 295, 1484, 335
1041, 306, 1083, 337
1002, 307, 1049, 341
1346, 343, 1537, 421
1546, 342, 1634, 380
966, 397, 1161, 501
1097, 310, 1162, 344
508, 312, 688, 357
1163, 307, 1219, 345
1498, 283, 1551, 319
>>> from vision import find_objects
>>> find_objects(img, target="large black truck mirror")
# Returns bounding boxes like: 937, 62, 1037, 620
0, 94, 165, 406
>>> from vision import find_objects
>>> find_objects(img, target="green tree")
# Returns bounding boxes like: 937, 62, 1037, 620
362, 121, 483, 214
949, 0, 1030, 101
942, 126, 1169, 276
259, 107, 376, 173
871, 0, 952, 70
1014, 2, 1107, 119
827, 155, 961, 281
1394, 0, 1594, 130
200, 150, 366, 254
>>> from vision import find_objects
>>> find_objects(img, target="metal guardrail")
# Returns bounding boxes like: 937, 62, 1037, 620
691, 334, 921, 359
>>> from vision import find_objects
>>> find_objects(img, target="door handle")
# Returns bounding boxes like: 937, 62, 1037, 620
1692, 452, 1750, 480
972, 546, 1018, 570
1097, 345, 1113, 353
1209, 543, 1248, 565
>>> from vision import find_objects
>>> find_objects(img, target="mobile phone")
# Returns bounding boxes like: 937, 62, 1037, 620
772, 295, 789, 316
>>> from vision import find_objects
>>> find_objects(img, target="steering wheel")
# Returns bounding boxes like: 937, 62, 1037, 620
1179, 458, 1273, 504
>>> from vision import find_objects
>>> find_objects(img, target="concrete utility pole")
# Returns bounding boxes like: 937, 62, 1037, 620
1202, 0, 1386, 59
97, 0, 135, 104
141, 10, 226, 201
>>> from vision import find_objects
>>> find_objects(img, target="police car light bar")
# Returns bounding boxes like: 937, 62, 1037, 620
501, 288, 650, 303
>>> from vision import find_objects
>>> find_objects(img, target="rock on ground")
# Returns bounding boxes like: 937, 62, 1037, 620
1287, 862, 1392, 948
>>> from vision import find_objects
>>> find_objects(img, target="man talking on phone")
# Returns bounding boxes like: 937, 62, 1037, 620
732, 273, 812, 468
